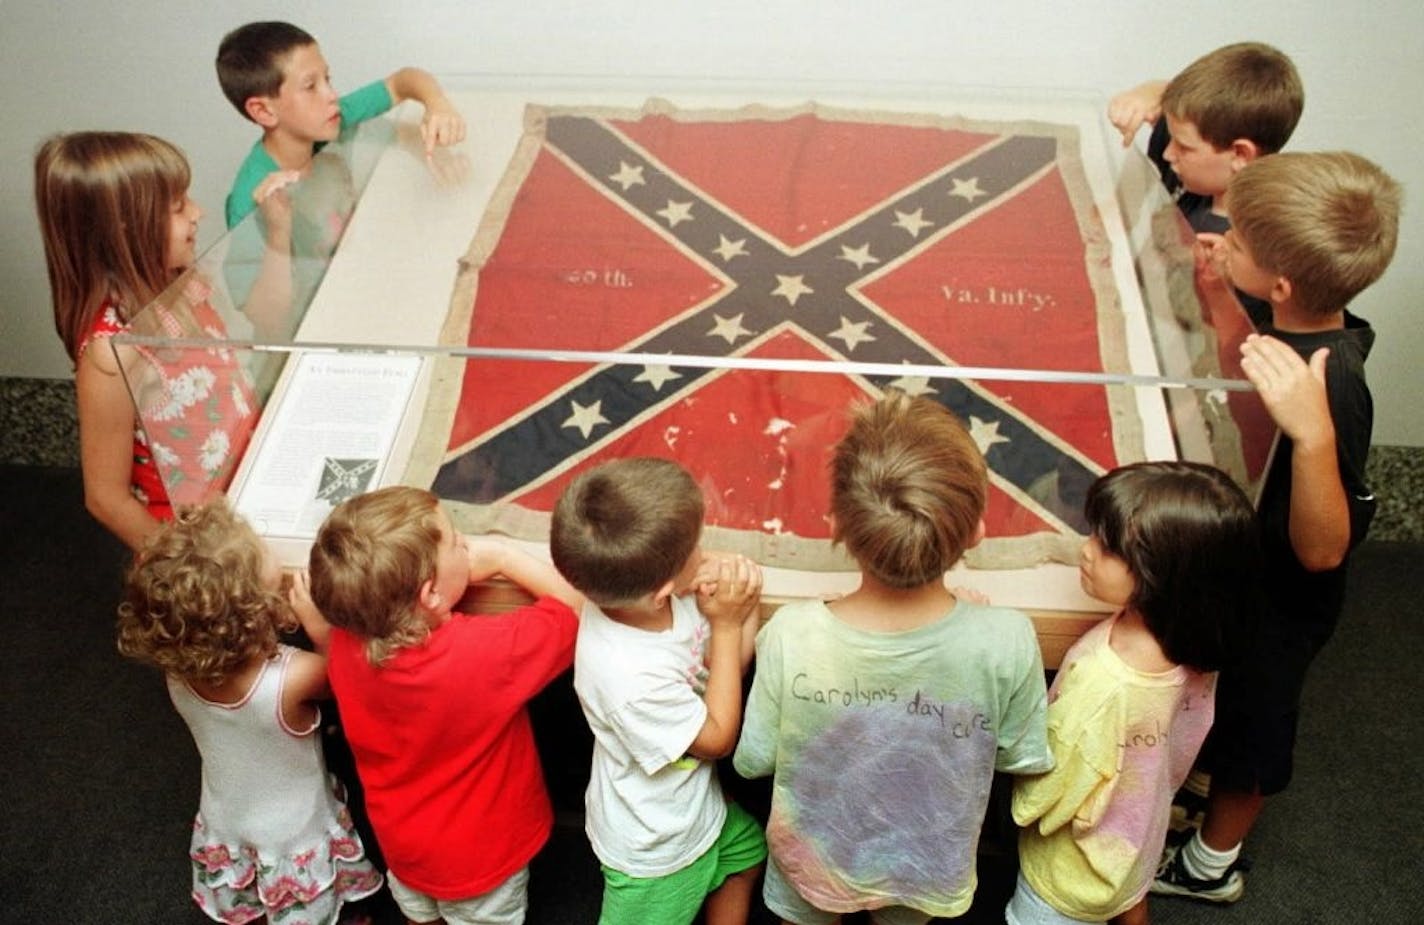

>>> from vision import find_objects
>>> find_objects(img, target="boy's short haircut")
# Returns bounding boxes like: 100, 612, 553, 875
1162, 42, 1303, 154
1227, 151, 1402, 317
831, 391, 987, 589
308, 485, 442, 665
216, 21, 317, 119
550, 458, 704, 608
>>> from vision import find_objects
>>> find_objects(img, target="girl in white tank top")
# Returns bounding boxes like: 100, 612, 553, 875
118, 500, 382, 924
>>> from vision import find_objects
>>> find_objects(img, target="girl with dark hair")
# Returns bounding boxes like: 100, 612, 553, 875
1007, 461, 1260, 925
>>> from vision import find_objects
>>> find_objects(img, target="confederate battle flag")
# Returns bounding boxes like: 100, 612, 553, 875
408, 101, 1152, 571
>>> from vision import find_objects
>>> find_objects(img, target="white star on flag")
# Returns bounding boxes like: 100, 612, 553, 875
771, 274, 813, 306
712, 235, 749, 262
563, 399, 610, 439
656, 200, 694, 227
888, 373, 937, 397
892, 208, 934, 238
828, 316, 876, 352
608, 161, 646, 191
837, 243, 880, 270
969, 415, 1011, 454
633, 364, 683, 392
949, 177, 987, 202
707, 313, 755, 345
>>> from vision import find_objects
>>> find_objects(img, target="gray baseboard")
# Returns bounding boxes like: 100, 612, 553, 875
1365, 445, 1424, 543
1, 377, 80, 468
5, 375, 1421, 541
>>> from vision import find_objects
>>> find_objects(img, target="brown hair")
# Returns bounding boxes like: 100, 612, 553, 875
117, 500, 285, 685
1162, 42, 1303, 154
215, 21, 318, 119
307, 486, 443, 666
34, 132, 191, 361
831, 391, 987, 589
1227, 151, 1402, 317
1085, 461, 1261, 671
550, 458, 705, 607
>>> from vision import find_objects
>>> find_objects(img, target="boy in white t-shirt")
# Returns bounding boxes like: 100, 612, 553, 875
551, 457, 767, 925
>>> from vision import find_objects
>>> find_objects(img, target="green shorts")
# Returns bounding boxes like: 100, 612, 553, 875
598, 801, 767, 925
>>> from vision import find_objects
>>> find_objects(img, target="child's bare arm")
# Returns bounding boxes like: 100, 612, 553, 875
288, 569, 332, 652
740, 611, 759, 671
278, 569, 332, 723
465, 535, 583, 611
1240, 334, 1351, 569
1191, 230, 1253, 314
75, 342, 161, 551
251, 169, 300, 219
689, 552, 762, 669
280, 648, 330, 729
240, 171, 299, 339
687, 555, 762, 759
1107, 79, 1168, 146
385, 67, 467, 155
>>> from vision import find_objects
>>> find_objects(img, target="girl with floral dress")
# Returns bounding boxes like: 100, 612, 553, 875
34, 132, 260, 550
117, 499, 382, 924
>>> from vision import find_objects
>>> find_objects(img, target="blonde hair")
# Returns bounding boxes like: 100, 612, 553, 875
117, 500, 285, 685
551, 458, 704, 607
1162, 42, 1303, 154
1227, 151, 1402, 317
34, 132, 191, 362
831, 391, 987, 589
308, 486, 443, 666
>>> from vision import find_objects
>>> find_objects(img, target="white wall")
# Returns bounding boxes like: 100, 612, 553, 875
3, 0, 1420, 443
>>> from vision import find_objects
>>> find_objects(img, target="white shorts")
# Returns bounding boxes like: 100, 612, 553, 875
386, 865, 529, 925
1004, 872, 1092, 925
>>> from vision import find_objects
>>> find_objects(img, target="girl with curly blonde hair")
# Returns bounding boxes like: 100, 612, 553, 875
118, 499, 381, 924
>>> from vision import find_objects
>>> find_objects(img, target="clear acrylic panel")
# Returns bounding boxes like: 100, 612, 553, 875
113, 76, 1276, 575
110, 118, 398, 509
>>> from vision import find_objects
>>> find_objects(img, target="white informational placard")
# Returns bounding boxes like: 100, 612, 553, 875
231, 351, 423, 550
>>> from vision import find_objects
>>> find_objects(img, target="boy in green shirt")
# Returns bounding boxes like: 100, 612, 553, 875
216, 20, 465, 228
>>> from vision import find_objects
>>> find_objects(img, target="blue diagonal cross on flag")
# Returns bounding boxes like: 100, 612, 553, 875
430, 105, 1140, 554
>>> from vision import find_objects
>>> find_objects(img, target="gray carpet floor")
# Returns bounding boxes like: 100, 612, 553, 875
3, 464, 1420, 924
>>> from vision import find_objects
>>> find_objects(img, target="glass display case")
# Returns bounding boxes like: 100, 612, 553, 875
112, 78, 1275, 665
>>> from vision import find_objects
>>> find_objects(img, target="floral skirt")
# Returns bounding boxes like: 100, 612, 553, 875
189, 805, 383, 925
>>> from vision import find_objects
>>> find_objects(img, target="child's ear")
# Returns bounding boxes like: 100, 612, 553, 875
1269, 274, 1294, 306
966, 518, 987, 551
417, 577, 441, 613
651, 577, 677, 609
1228, 138, 1262, 171
244, 95, 280, 128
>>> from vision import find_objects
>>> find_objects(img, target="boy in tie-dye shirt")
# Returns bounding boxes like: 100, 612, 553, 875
734, 392, 1053, 924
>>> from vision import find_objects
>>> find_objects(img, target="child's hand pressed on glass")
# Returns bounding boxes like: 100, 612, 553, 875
1107, 80, 1166, 146
420, 98, 467, 156
464, 534, 510, 584
696, 554, 763, 626
1240, 334, 1335, 448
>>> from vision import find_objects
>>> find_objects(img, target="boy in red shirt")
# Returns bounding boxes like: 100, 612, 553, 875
308, 486, 582, 923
